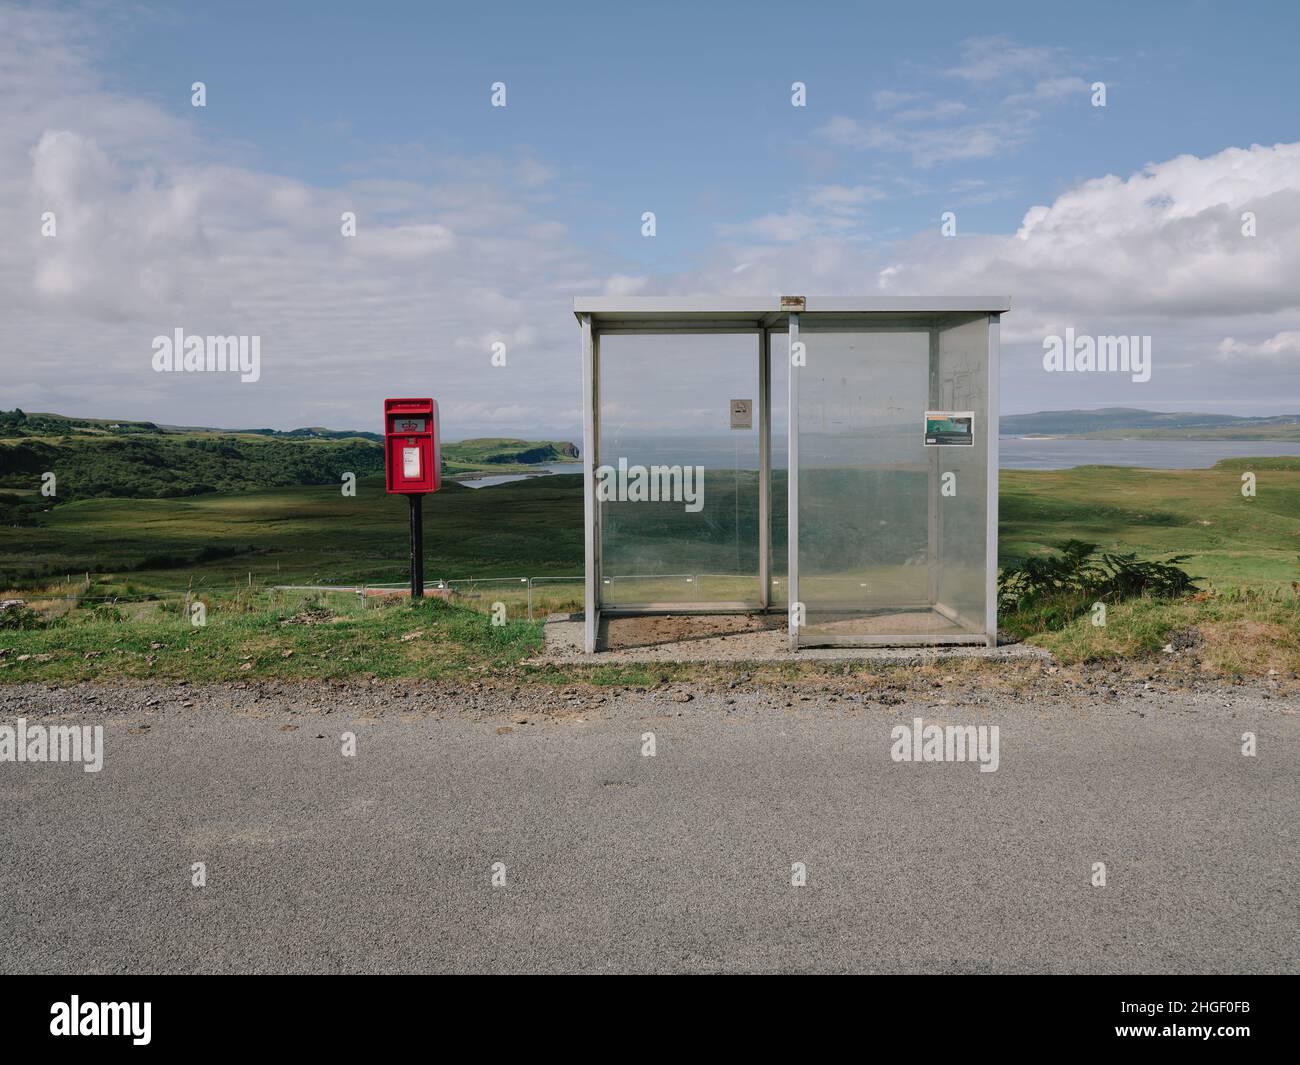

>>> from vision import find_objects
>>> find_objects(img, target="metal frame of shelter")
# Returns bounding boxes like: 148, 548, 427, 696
575, 296, 1008, 653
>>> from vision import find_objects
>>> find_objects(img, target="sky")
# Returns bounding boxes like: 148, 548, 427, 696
2, 0, 1299, 438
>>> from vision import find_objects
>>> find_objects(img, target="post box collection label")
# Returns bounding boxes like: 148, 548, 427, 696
384, 398, 441, 493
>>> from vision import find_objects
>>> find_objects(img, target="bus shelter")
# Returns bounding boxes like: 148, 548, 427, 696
575, 297, 1007, 652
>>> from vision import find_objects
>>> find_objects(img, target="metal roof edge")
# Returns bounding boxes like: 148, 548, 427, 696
573, 296, 1011, 320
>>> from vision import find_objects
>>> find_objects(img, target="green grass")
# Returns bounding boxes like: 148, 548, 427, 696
1000, 458, 1300, 590
998, 459, 1300, 671
15, 458, 1292, 596
0, 594, 545, 684
0, 413, 578, 529
1010, 588, 1300, 674
1082, 426, 1300, 441
3, 457, 1298, 681
1, 473, 583, 592
441, 436, 578, 475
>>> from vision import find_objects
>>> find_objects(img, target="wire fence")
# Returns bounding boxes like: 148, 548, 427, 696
270, 576, 587, 620
6, 572, 788, 624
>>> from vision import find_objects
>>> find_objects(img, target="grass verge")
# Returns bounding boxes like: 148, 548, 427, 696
1014, 588, 1300, 675
0, 597, 542, 685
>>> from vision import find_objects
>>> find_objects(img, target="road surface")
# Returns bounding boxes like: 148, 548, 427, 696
1, 679, 1295, 973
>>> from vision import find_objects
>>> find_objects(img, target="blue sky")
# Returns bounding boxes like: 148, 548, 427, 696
4, 0, 1300, 434
102, 1, 1296, 260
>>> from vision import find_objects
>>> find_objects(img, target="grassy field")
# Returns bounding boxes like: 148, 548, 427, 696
439, 437, 578, 479
0, 593, 544, 684
1001, 458, 1300, 591
2, 458, 1298, 681
0, 411, 579, 533
999, 458, 1300, 672
1, 474, 583, 592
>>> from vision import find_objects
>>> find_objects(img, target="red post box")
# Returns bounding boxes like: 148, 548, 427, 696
384, 398, 441, 495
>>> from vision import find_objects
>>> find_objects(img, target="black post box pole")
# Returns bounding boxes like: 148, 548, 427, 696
408, 493, 424, 601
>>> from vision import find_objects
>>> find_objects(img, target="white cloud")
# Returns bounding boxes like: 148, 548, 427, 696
514, 157, 557, 187
894, 100, 969, 122
3, 8, 1297, 436
818, 115, 1025, 167
0, 4, 604, 437
806, 184, 886, 209
602, 274, 648, 296
344, 223, 456, 261
1003, 76, 1090, 107
872, 90, 920, 110
946, 37, 1060, 82
825, 39, 1092, 169
817, 115, 878, 150
677, 141, 1300, 414
1217, 331, 1300, 366
29, 130, 210, 320
717, 184, 887, 244
876, 142, 1300, 321
721, 212, 820, 243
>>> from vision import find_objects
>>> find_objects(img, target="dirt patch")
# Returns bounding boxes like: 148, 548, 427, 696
603, 612, 780, 651
542, 614, 1046, 665
1164, 625, 1204, 652
279, 608, 336, 626
1196, 618, 1299, 674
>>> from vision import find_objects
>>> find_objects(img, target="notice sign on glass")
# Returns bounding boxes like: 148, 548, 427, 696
924, 410, 974, 446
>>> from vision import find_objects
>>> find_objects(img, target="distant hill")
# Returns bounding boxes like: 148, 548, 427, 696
444, 437, 579, 466
0, 432, 386, 508
0, 412, 580, 454
0, 410, 162, 436
1002, 408, 1300, 439
0, 410, 579, 523
208, 425, 383, 442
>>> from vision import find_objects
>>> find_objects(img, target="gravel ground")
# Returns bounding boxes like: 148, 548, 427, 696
0, 673, 1296, 974
540, 614, 1053, 662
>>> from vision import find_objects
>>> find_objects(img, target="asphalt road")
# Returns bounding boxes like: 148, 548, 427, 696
1, 681, 1296, 974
